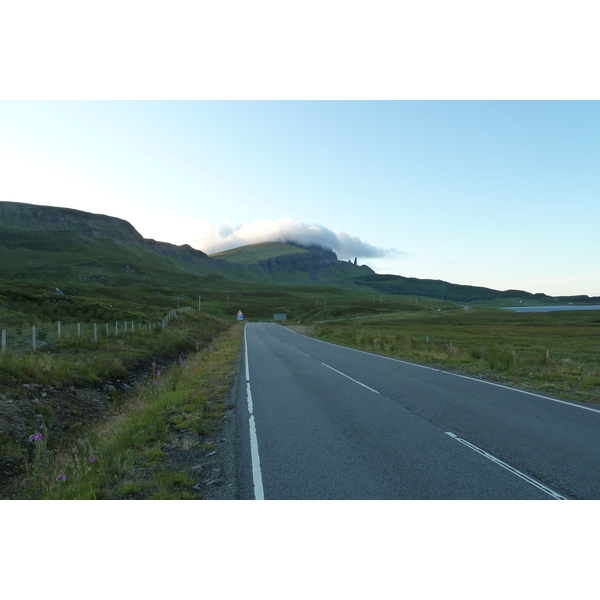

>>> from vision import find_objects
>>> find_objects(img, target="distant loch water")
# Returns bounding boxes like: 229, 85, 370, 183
503, 305, 600, 313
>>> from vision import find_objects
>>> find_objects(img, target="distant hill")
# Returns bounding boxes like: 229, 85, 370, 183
353, 273, 600, 304
211, 241, 374, 285
353, 273, 551, 303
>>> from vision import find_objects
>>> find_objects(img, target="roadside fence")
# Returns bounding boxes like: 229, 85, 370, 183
1, 306, 192, 354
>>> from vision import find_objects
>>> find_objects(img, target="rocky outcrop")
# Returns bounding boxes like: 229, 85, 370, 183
217, 247, 373, 281
259, 248, 338, 274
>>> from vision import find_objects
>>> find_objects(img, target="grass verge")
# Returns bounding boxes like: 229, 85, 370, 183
13, 322, 243, 499
311, 308, 600, 406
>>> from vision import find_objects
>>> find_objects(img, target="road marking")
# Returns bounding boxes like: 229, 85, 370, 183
244, 323, 250, 381
445, 432, 567, 500
246, 382, 253, 414
321, 362, 380, 394
305, 335, 600, 414
244, 324, 265, 500
249, 416, 264, 500
444, 372, 600, 414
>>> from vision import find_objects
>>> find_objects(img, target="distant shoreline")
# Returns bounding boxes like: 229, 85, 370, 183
503, 305, 600, 313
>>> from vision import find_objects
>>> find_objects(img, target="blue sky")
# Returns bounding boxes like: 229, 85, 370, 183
1, 100, 599, 296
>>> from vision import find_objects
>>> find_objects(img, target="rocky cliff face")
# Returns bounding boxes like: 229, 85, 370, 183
217, 246, 373, 281
0, 201, 143, 244
259, 248, 338, 274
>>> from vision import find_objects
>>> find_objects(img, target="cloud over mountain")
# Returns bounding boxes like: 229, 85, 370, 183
191, 218, 403, 260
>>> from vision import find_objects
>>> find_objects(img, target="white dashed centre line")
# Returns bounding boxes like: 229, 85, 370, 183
321, 362, 380, 394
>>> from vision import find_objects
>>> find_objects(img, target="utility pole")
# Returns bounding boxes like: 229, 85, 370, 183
198, 296, 201, 311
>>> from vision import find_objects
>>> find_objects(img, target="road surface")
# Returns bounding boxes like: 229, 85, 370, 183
236, 323, 600, 500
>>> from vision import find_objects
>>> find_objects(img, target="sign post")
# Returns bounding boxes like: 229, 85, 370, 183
237, 310, 243, 321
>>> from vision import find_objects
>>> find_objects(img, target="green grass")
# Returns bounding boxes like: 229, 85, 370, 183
311, 307, 600, 405
0, 271, 412, 326
0, 310, 228, 389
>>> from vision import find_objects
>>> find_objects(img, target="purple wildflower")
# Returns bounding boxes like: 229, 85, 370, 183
152, 381, 158, 385
89, 455, 95, 463
156, 370, 161, 376
29, 432, 43, 442
56, 475, 66, 481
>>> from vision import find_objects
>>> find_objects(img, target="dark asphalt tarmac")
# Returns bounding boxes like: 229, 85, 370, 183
236, 323, 600, 500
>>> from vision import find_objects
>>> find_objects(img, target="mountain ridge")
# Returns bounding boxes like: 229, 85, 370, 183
1, 201, 597, 303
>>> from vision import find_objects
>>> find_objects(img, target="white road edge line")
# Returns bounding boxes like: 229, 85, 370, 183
244, 323, 250, 382
249, 416, 264, 500
307, 335, 600, 415
321, 362, 380, 394
445, 432, 567, 500
244, 324, 265, 500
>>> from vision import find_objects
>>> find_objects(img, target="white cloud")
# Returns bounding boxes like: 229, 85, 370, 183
190, 217, 403, 260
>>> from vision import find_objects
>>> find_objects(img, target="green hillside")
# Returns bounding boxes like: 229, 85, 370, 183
354, 273, 551, 303
210, 242, 309, 264
0, 226, 208, 288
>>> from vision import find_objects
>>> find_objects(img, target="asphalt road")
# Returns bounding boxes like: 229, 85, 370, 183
236, 323, 600, 500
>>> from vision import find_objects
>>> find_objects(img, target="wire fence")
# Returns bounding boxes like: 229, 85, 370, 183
1, 306, 192, 354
